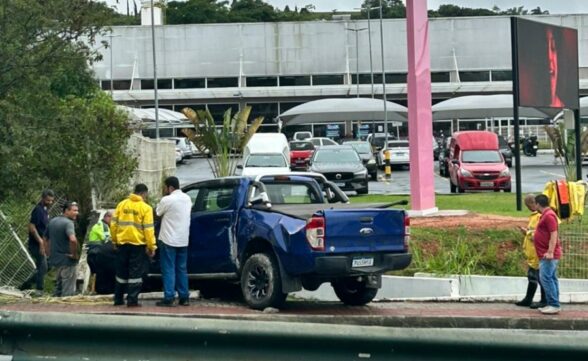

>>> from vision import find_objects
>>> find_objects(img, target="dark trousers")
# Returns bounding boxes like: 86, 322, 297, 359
23, 244, 47, 291
114, 244, 146, 305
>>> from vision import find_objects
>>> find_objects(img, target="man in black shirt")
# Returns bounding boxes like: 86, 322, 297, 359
23, 189, 54, 292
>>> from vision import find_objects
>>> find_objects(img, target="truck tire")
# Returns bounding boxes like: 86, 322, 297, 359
240, 253, 287, 310
332, 278, 378, 306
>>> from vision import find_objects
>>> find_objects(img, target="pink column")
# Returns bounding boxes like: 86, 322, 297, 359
406, 0, 436, 212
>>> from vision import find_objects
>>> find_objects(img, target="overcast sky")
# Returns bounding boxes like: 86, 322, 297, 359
103, 1, 588, 14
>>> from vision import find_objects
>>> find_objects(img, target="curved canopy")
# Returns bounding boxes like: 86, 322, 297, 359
580, 96, 588, 116
119, 106, 189, 124
278, 98, 408, 127
432, 94, 550, 120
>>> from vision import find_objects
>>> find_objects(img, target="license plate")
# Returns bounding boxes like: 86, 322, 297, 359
352, 257, 374, 268
480, 181, 494, 187
395, 152, 405, 156
335, 182, 345, 187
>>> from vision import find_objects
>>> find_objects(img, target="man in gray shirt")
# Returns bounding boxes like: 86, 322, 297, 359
46, 201, 80, 297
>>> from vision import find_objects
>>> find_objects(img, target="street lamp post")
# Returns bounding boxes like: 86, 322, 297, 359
378, 0, 389, 145
108, 34, 121, 96
150, 0, 160, 139
345, 26, 367, 98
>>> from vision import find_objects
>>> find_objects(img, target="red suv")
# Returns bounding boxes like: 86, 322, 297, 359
448, 131, 511, 193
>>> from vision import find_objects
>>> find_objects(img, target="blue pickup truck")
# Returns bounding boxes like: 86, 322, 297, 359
169, 175, 411, 309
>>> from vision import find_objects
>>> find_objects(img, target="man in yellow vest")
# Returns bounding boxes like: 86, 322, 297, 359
515, 194, 546, 309
87, 211, 112, 249
110, 184, 156, 307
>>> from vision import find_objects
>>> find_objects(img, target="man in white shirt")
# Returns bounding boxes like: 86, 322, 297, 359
155, 176, 192, 307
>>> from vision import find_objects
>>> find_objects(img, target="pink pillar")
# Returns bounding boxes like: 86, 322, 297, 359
406, 0, 436, 212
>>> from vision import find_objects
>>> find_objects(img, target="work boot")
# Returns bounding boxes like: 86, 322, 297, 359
156, 298, 176, 307
515, 282, 537, 307
530, 286, 547, 309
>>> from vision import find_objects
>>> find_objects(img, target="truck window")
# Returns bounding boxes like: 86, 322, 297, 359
264, 183, 321, 204
193, 186, 236, 212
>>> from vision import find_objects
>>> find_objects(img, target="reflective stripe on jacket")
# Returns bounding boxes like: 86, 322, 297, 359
110, 193, 156, 252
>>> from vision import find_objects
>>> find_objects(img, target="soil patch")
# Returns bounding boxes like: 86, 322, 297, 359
412, 213, 527, 231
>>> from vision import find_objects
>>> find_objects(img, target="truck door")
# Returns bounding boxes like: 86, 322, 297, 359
184, 183, 238, 274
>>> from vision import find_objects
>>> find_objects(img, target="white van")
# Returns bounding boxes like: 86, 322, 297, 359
241, 133, 290, 176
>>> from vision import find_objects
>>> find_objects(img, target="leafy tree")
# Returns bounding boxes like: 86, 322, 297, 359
0, 0, 138, 226
358, 0, 406, 19
229, 0, 277, 23
167, 0, 230, 24
181, 106, 263, 177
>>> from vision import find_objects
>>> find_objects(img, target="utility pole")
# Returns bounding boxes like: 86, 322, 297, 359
150, 0, 160, 138
345, 26, 367, 98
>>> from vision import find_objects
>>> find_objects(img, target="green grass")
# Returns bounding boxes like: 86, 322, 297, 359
353, 193, 526, 217
390, 227, 526, 277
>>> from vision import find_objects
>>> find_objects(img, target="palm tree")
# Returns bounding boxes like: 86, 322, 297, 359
181, 105, 264, 177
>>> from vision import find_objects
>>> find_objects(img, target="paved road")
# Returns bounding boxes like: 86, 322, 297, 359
176, 154, 587, 195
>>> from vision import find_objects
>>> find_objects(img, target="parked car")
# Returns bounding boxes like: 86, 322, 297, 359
308, 137, 339, 147
309, 145, 369, 195
189, 139, 210, 158
498, 135, 513, 167
448, 131, 511, 193
343, 140, 378, 180
240, 133, 290, 176
164, 137, 193, 159
376, 140, 410, 168
92, 176, 411, 310
293, 131, 313, 141
289, 141, 315, 170
175, 147, 183, 164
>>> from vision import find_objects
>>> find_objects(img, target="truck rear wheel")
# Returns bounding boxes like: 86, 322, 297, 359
332, 278, 378, 306
241, 253, 287, 310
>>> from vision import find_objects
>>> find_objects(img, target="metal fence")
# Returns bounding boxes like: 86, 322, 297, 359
559, 200, 588, 279
0, 193, 65, 290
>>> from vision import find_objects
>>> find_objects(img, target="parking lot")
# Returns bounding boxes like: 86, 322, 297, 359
176, 153, 587, 195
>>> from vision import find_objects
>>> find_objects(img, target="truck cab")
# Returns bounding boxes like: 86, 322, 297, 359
448, 131, 511, 193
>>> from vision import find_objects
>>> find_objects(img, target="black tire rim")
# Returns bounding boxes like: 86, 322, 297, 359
246, 264, 270, 300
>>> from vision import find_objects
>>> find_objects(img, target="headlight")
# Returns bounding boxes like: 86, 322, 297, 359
460, 168, 473, 177
500, 168, 510, 177
354, 169, 368, 176
368, 159, 376, 164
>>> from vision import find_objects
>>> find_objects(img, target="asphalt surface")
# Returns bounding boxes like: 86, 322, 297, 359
175, 153, 587, 195
2, 297, 588, 330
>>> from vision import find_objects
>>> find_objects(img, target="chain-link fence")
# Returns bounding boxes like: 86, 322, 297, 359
559, 199, 588, 279
0, 193, 66, 289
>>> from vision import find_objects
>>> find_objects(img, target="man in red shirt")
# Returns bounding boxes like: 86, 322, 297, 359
533, 194, 562, 314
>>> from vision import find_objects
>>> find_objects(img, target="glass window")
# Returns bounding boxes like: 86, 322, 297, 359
347, 142, 371, 154
386, 141, 409, 148
491, 70, 512, 81
193, 186, 236, 213
245, 154, 287, 168
312, 74, 344, 85
249, 103, 278, 124
431, 72, 450, 82
207, 104, 239, 125
109, 80, 132, 90
314, 149, 360, 163
263, 183, 321, 204
247, 76, 277, 87
289, 141, 314, 150
207, 77, 238, 88
142, 79, 173, 89
279, 76, 310, 86
462, 150, 502, 163
175, 78, 205, 89
458, 71, 490, 82
355, 73, 406, 84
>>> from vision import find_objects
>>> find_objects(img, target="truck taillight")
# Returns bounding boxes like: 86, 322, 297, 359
306, 216, 325, 251
404, 216, 410, 250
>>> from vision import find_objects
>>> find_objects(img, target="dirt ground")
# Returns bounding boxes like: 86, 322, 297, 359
411, 213, 527, 230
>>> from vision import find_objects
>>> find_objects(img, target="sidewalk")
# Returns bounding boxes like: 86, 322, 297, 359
2, 296, 588, 330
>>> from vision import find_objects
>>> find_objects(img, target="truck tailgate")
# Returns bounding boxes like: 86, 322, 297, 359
322, 208, 406, 253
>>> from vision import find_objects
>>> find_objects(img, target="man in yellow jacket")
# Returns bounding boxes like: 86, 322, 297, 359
515, 194, 546, 309
110, 184, 156, 307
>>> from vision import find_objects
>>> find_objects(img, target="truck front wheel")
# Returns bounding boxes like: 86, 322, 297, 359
332, 278, 378, 306
241, 253, 287, 310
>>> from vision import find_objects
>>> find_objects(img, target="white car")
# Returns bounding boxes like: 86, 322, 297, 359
377, 140, 410, 168
308, 137, 339, 147
175, 147, 183, 164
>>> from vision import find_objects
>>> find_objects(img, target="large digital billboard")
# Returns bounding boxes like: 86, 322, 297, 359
514, 18, 579, 110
